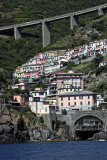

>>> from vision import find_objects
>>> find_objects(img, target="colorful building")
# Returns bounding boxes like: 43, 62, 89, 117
49, 71, 84, 95
99, 60, 107, 67
57, 91, 97, 111
13, 95, 25, 106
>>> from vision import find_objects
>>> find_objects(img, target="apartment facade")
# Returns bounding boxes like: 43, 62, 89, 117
57, 91, 97, 111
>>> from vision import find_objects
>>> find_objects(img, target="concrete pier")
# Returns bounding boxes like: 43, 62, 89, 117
70, 15, 79, 29
14, 27, 22, 40
98, 7, 105, 16
42, 21, 50, 48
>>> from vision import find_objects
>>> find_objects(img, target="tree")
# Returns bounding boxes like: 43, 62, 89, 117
62, 109, 67, 115
39, 116, 44, 123
93, 54, 103, 67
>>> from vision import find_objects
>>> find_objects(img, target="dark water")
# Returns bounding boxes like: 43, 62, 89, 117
0, 141, 107, 160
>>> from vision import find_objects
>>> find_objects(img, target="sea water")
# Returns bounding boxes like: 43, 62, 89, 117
0, 141, 107, 160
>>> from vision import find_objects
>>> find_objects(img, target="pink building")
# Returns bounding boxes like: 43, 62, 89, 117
16, 82, 30, 90
31, 90, 47, 101
50, 72, 84, 95
14, 95, 25, 106
57, 91, 97, 111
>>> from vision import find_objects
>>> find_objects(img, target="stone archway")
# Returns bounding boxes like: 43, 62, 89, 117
52, 120, 55, 131
74, 116, 103, 140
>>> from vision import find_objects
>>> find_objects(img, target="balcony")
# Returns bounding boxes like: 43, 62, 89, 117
75, 124, 103, 131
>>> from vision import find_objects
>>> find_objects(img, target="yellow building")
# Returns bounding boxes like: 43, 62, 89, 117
58, 87, 82, 94
46, 98, 57, 106
29, 101, 56, 115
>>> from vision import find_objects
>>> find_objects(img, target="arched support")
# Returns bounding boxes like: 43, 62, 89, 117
42, 21, 50, 48
70, 15, 79, 30
14, 27, 22, 40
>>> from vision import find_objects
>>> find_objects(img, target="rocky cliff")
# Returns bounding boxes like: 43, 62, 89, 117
0, 106, 70, 143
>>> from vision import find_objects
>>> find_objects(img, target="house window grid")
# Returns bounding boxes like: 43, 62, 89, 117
88, 101, 90, 105
68, 102, 70, 106
80, 101, 83, 105
68, 97, 70, 100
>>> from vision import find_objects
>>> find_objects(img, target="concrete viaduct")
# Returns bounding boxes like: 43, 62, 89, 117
0, 3, 107, 48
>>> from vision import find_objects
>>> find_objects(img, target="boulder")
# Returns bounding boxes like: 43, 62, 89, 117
0, 126, 3, 134
41, 129, 50, 141
89, 132, 107, 141
33, 130, 41, 140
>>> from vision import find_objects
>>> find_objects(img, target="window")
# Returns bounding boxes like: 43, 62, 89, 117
88, 96, 90, 99
39, 109, 41, 112
88, 101, 90, 105
61, 97, 63, 101
80, 101, 83, 105
70, 89, 72, 91
68, 102, 70, 106
61, 103, 63, 106
35, 93, 36, 96
74, 96, 76, 100
45, 108, 47, 112
68, 97, 70, 100
79, 96, 83, 99
39, 92, 44, 95
66, 89, 68, 91
74, 102, 76, 105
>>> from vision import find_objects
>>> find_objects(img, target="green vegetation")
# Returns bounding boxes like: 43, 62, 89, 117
56, 120, 66, 130
0, 0, 107, 90
92, 14, 107, 39
62, 109, 67, 115
64, 54, 105, 75
87, 78, 107, 96
30, 82, 47, 91
63, 61, 76, 72
0, 0, 106, 26
38, 116, 44, 124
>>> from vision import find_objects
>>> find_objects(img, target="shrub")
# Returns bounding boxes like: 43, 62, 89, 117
61, 121, 66, 125
39, 116, 44, 123
55, 120, 62, 130
62, 109, 67, 115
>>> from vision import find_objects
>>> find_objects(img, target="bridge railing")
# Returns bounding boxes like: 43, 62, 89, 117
75, 124, 103, 131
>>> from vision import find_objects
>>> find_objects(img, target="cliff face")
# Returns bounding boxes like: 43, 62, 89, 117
0, 106, 70, 143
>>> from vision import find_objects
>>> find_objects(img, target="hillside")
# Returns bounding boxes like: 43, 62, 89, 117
0, 1, 107, 89
63, 54, 107, 98
0, 0, 107, 26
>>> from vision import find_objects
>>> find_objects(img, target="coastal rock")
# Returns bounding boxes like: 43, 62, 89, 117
33, 130, 41, 140
41, 129, 50, 140
89, 132, 107, 140
0, 126, 3, 134
3, 125, 14, 134
56, 125, 70, 140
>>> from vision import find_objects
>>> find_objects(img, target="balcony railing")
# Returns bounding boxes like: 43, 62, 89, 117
75, 124, 103, 131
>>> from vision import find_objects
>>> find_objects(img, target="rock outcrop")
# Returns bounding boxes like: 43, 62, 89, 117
88, 132, 107, 141
0, 106, 70, 143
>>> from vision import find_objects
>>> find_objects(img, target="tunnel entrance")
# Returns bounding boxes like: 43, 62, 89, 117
75, 130, 100, 140
75, 116, 103, 140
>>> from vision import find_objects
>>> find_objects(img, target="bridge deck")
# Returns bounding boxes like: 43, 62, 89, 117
0, 3, 107, 31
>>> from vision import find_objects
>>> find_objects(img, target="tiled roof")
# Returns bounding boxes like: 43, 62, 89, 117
100, 60, 107, 63
57, 90, 97, 97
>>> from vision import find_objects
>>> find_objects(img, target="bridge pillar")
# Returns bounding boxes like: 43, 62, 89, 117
70, 15, 78, 30
42, 21, 50, 48
98, 7, 105, 16
14, 27, 21, 40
